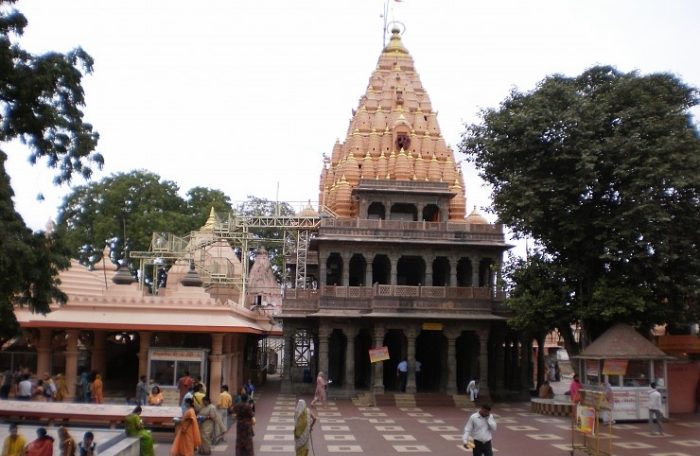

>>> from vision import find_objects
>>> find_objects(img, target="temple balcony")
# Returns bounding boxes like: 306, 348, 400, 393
281, 285, 506, 315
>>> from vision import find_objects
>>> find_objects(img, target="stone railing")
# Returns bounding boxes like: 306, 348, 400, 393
282, 285, 504, 314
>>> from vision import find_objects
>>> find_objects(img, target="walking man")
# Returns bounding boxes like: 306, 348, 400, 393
648, 382, 664, 435
396, 359, 408, 393
462, 404, 497, 456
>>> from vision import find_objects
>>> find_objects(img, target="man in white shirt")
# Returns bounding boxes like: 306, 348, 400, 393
648, 382, 664, 435
462, 404, 497, 456
17, 374, 32, 400
396, 359, 408, 392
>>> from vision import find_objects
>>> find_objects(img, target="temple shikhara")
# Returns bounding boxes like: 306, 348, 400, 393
7, 27, 531, 402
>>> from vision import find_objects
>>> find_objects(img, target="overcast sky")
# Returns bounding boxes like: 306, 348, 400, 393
6, 0, 700, 243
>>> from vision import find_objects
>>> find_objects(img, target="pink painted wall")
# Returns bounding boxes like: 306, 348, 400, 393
667, 361, 700, 414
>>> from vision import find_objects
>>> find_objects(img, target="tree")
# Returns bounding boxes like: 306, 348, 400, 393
236, 195, 295, 281
461, 65, 700, 341
186, 186, 232, 228
0, 1, 101, 338
57, 171, 235, 268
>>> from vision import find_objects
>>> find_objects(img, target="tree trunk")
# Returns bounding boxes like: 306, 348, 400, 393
536, 332, 545, 388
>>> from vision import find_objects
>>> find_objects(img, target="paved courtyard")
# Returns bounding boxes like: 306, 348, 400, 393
151, 380, 700, 456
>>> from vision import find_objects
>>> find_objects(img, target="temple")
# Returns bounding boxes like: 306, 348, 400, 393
6, 27, 532, 403
279, 28, 528, 400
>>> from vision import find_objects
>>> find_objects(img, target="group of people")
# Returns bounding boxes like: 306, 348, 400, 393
1, 370, 70, 402
1, 425, 96, 456
395, 359, 422, 392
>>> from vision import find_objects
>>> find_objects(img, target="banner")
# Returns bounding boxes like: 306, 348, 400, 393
602, 359, 628, 376
369, 346, 390, 363
575, 405, 596, 435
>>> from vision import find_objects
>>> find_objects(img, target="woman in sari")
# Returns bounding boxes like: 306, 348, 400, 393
171, 398, 201, 456
197, 396, 225, 455
232, 393, 255, 456
293, 399, 316, 456
192, 384, 205, 413
58, 427, 76, 456
125, 406, 155, 456
148, 386, 164, 406
54, 374, 69, 402
91, 374, 104, 404
311, 371, 327, 407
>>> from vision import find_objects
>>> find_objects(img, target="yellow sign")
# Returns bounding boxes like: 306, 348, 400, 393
602, 359, 628, 376
575, 405, 596, 435
422, 323, 443, 331
369, 346, 390, 363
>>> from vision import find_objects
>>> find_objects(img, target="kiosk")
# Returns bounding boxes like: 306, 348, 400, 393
573, 324, 671, 421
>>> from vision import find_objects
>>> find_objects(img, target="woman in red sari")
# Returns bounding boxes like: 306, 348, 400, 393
171, 397, 201, 456
25, 428, 54, 456
91, 374, 104, 404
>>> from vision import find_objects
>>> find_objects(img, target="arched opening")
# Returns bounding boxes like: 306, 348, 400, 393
432, 257, 450, 286
348, 254, 367, 286
397, 256, 425, 286
104, 331, 139, 393
383, 330, 406, 391
372, 255, 390, 285
457, 258, 473, 286
325, 253, 343, 286
456, 331, 479, 393
354, 329, 372, 389
328, 329, 346, 388
390, 203, 417, 221
422, 204, 440, 222
415, 330, 447, 391
479, 258, 494, 287
367, 202, 386, 220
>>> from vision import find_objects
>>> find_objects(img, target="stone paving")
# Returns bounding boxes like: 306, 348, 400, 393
151, 381, 700, 456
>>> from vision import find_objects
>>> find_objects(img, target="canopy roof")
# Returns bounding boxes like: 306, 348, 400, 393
574, 323, 670, 360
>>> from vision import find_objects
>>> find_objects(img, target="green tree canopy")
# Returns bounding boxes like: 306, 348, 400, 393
0, 0, 102, 338
461, 65, 700, 340
56, 170, 235, 268
0, 0, 103, 338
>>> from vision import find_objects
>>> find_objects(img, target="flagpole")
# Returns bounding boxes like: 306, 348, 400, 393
382, 0, 389, 48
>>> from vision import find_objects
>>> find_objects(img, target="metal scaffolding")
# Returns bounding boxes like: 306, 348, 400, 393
130, 202, 327, 299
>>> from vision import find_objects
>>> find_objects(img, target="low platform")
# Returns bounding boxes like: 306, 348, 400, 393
0, 400, 181, 429
530, 396, 573, 417
0, 424, 139, 456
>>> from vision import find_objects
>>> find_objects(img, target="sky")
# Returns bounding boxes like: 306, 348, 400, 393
6, 0, 700, 245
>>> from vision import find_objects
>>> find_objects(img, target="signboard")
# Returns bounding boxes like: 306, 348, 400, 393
658, 335, 700, 353
369, 346, 390, 363
575, 405, 596, 435
422, 322, 443, 331
586, 360, 600, 377
612, 390, 639, 420
603, 359, 628, 376
150, 349, 206, 361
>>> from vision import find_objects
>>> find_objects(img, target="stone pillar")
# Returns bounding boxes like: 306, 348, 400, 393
318, 323, 331, 378
389, 255, 398, 286
231, 336, 241, 392
477, 328, 490, 399
472, 257, 481, 287
36, 328, 52, 376
341, 253, 351, 286
449, 257, 458, 286
344, 327, 358, 393
64, 330, 79, 401
281, 326, 294, 393
425, 256, 434, 287
319, 254, 328, 287
372, 325, 385, 394
91, 330, 107, 377
406, 327, 417, 394
137, 331, 151, 379
365, 255, 373, 287
495, 332, 505, 391
446, 329, 458, 395
209, 333, 224, 401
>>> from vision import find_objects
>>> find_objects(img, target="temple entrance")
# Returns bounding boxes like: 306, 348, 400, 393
328, 329, 346, 387
456, 331, 479, 393
104, 332, 139, 395
354, 329, 372, 389
415, 330, 446, 391
383, 330, 406, 391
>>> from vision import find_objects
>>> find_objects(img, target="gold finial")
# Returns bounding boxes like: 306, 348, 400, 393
202, 207, 218, 230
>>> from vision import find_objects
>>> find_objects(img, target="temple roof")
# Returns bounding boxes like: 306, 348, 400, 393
319, 27, 466, 220
575, 323, 671, 360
